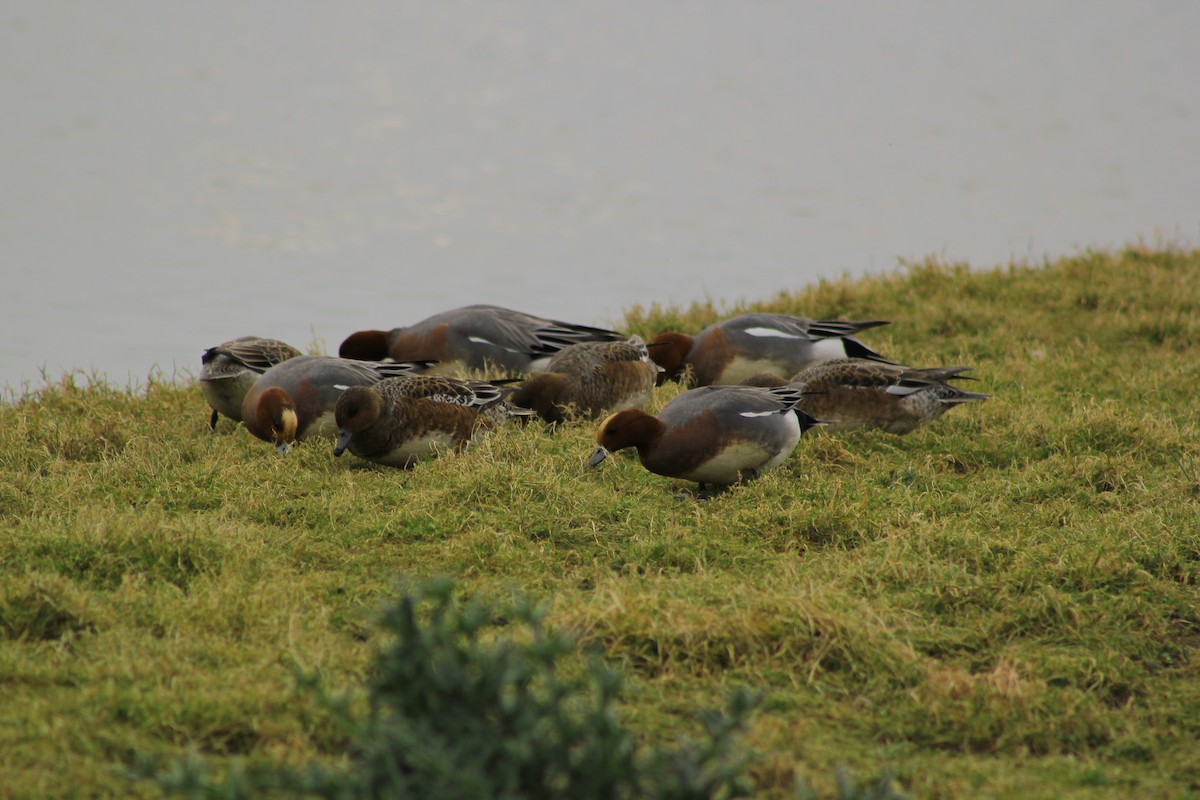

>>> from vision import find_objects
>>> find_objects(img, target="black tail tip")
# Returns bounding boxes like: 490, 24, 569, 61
842, 337, 901, 365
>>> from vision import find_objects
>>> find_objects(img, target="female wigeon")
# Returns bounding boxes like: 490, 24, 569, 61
241, 356, 433, 452
199, 337, 302, 428
333, 375, 534, 467
338, 304, 627, 373
588, 385, 825, 491
507, 337, 661, 423
787, 358, 990, 434
647, 313, 895, 387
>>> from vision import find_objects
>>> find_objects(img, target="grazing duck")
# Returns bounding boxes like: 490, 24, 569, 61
647, 313, 895, 387
199, 337, 302, 428
333, 375, 533, 467
241, 356, 434, 452
787, 358, 990, 434
338, 304, 627, 373
507, 337, 661, 423
588, 385, 825, 491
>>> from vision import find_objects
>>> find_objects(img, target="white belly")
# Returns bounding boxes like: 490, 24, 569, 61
713, 357, 792, 385
679, 439, 795, 484
372, 431, 461, 467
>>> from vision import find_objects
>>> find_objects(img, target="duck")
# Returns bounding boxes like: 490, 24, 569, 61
786, 358, 990, 434
646, 313, 895, 387
507, 337, 661, 423
588, 385, 825, 491
198, 337, 302, 428
338, 304, 627, 374
241, 355, 434, 452
333, 375, 534, 467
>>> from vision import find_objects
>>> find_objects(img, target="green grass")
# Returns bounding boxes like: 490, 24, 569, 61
3, 245, 1199, 798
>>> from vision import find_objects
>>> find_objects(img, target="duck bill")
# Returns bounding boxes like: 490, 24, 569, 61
333, 429, 353, 456
587, 447, 610, 468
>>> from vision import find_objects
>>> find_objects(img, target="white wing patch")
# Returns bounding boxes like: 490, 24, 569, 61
739, 409, 781, 418
743, 326, 806, 340
468, 335, 524, 354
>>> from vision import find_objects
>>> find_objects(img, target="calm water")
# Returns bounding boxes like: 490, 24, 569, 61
3, 2, 1198, 395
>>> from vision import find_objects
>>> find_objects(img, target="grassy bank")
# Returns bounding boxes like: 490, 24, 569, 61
2, 246, 1198, 798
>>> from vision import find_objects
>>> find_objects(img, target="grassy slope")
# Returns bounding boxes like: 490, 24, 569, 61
2, 246, 1198, 798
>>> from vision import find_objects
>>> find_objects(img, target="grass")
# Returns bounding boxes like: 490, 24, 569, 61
2, 244, 1199, 798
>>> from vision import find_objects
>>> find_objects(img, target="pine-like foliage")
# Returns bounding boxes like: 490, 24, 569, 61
137, 578, 760, 799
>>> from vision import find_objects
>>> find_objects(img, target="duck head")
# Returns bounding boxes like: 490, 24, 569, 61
645, 332, 693, 384
333, 385, 385, 456
338, 329, 392, 361
254, 387, 299, 454
588, 408, 664, 467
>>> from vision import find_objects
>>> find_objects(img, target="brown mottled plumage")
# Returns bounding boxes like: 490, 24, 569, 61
199, 337, 302, 428
241, 356, 432, 452
788, 358, 989, 434
333, 375, 534, 468
508, 337, 660, 423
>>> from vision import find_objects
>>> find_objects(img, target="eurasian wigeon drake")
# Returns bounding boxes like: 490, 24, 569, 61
787, 358, 990, 434
333, 375, 534, 467
199, 337, 302, 428
507, 337, 661, 423
588, 385, 825, 491
338, 304, 627, 374
241, 355, 434, 452
647, 313, 896, 387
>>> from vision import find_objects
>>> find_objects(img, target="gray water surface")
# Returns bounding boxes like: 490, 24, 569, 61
3, 2, 1198, 395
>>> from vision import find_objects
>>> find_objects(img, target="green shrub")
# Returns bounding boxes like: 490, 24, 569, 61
136, 578, 762, 799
